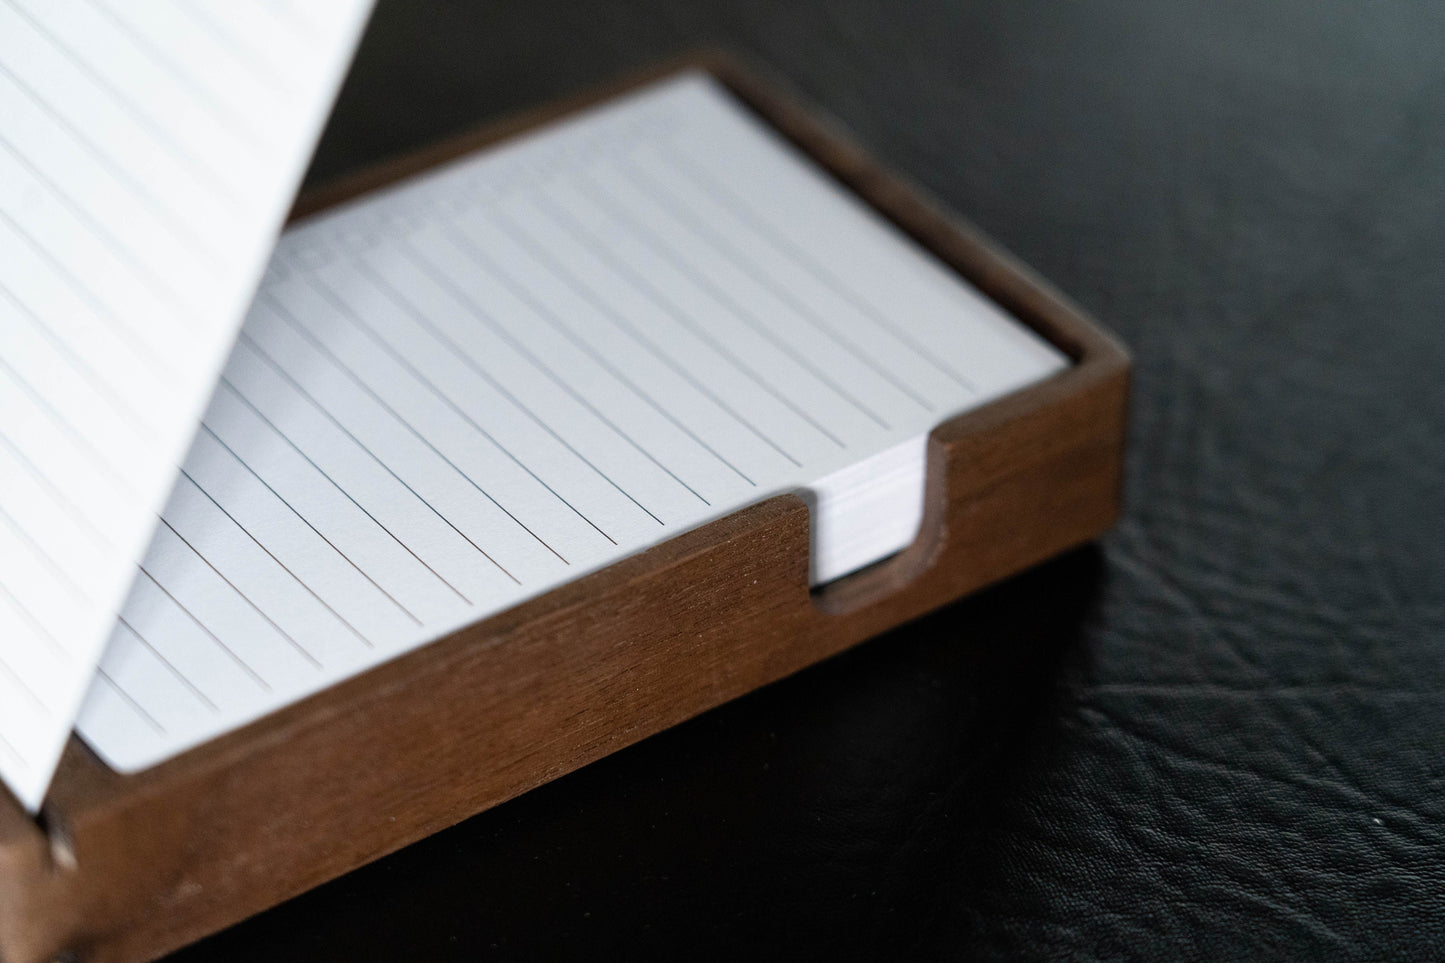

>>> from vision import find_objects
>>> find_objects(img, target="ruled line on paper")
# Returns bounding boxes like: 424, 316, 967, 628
0, 50, 220, 265
193, 422, 425, 628
655, 141, 981, 394
0, 130, 203, 316
523, 190, 803, 471
0, 201, 184, 383
569, 174, 852, 450
288, 269, 615, 554
364, 239, 666, 530
245, 329, 517, 595
0, 502, 91, 607
1, 0, 246, 217
174, 0, 294, 97
212, 375, 469, 608
0, 0, 374, 811
115, 616, 220, 712
96, 667, 166, 734
476, 204, 756, 490
134, 563, 274, 693
234, 332, 495, 598
259, 290, 573, 568
429, 223, 713, 510
0, 279, 159, 444
76, 0, 275, 155
176, 469, 375, 650
583, 172, 887, 436
155, 515, 325, 670
304, 266, 615, 552
73, 71, 1069, 778
0, 439, 116, 562
0, 579, 65, 659
0, 354, 143, 497
0, 732, 27, 769
617, 156, 939, 414
0, 651, 48, 714
399, 238, 673, 526
611, 162, 905, 428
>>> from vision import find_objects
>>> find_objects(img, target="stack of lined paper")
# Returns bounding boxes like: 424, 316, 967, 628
0, 1, 1066, 812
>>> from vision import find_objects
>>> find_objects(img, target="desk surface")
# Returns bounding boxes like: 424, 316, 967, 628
169, 1, 1445, 959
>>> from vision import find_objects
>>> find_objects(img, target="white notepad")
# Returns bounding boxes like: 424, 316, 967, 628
0, 0, 374, 810
75, 73, 1068, 774
0, 56, 1067, 809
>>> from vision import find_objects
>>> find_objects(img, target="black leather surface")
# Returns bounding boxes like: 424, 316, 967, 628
169, 1, 1445, 959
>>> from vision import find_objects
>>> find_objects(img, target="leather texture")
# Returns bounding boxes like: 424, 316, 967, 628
169, 1, 1445, 959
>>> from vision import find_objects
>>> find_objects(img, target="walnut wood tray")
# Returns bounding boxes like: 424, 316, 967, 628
0, 53, 1129, 963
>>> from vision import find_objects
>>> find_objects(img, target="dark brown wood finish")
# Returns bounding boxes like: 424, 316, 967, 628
0, 54, 1129, 963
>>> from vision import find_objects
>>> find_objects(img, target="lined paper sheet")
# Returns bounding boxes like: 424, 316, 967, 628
73, 73, 1068, 775
0, 0, 373, 809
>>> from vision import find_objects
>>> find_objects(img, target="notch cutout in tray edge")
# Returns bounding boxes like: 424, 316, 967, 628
806, 434, 929, 587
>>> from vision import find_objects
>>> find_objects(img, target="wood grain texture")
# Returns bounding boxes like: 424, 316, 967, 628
0, 53, 1129, 963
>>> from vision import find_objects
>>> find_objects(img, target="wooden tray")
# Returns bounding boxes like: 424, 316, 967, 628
0, 52, 1130, 963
